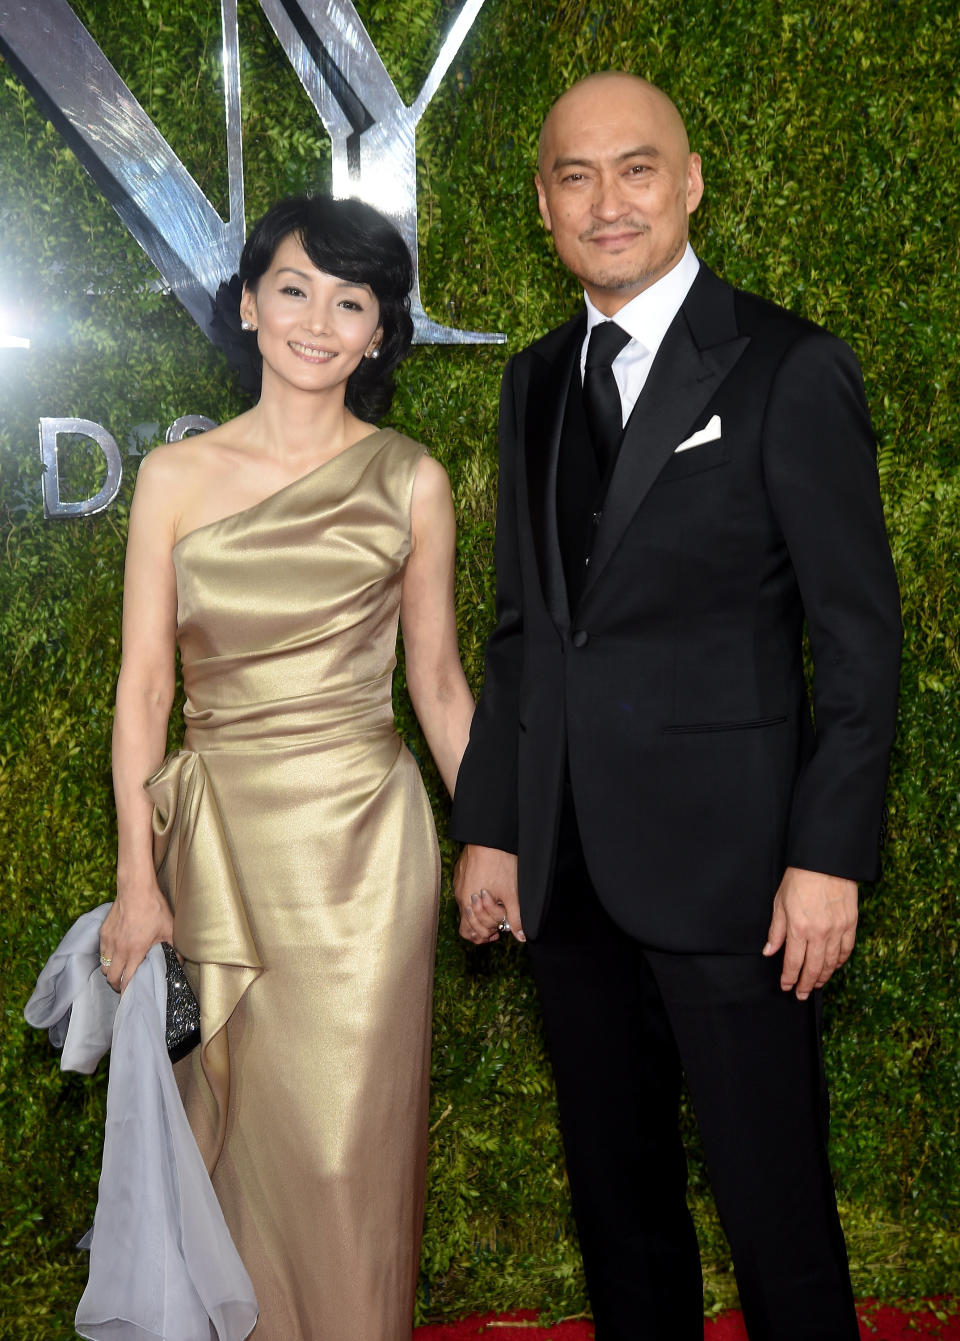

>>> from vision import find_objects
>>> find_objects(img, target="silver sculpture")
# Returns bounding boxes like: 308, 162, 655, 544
0, 0, 500, 344
0, 0, 503, 515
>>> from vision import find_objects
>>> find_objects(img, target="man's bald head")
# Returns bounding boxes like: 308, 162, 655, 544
538, 72, 691, 177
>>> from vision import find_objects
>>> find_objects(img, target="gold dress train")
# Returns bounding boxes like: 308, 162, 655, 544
146, 429, 440, 1340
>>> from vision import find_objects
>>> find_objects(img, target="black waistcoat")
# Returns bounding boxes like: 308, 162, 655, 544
556, 362, 618, 611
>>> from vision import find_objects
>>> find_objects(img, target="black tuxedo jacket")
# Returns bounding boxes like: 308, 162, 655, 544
451, 264, 902, 952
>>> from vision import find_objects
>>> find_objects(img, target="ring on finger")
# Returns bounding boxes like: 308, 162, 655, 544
497, 919, 510, 934
99, 953, 112, 968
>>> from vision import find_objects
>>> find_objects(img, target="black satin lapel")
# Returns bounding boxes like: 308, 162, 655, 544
524, 328, 582, 628
581, 313, 749, 604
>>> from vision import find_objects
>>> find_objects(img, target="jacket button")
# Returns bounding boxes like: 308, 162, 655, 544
572, 629, 589, 648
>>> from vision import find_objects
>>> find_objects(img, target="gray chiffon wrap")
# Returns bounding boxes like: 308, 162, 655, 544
25, 904, 258, 1341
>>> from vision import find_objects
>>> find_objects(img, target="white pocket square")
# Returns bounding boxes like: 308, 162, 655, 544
674, 414, 721, 453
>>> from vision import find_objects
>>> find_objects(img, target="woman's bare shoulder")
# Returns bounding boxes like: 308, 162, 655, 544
135, 415, 254, 494
411, 454, 454, 536
412, 449, 451, 497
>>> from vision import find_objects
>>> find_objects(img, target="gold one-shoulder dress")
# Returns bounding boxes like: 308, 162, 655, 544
146, 429, 441, 1340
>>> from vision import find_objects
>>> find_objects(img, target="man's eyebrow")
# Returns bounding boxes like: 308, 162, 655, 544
550, 146, 661, 173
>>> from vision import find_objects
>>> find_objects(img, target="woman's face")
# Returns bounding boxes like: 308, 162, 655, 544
240, 232, 382, 399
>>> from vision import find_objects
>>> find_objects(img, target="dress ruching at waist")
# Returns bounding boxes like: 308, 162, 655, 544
180, 680, 397, 752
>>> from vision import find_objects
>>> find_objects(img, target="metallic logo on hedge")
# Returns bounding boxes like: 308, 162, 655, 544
0, 0, 501, 517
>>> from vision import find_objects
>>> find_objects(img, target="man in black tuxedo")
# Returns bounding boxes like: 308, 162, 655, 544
451, 72, 902, 1340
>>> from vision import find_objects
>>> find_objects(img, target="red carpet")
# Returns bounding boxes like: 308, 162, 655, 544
414, 1300, 960, 1340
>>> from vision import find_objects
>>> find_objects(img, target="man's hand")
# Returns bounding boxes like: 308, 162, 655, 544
763, 866, 858, 1000
453, 844, 524, 944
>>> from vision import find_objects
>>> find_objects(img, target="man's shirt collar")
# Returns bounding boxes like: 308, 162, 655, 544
583, 243, 700, 359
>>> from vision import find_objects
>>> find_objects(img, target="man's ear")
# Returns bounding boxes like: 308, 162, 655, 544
535, 173, 553, 232
686, 154, 704, 216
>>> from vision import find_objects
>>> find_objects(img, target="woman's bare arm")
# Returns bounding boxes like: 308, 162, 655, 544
400, 454, 475, 797
99, 449, 182, 990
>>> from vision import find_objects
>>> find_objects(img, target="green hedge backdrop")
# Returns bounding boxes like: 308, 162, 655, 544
1, 0, 958, 1335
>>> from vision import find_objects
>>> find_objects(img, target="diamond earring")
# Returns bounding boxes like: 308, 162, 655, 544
241, 320, 255, 332
367, 348, 380, 359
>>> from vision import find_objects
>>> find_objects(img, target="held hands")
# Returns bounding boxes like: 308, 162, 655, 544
98, 877, 174, 992
763, 866, 858, 1000
454, 844, 524, 944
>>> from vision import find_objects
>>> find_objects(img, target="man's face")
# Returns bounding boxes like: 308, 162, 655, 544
535, 77, 703, 315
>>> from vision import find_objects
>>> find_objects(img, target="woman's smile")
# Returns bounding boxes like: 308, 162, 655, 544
288, 339, 338, 364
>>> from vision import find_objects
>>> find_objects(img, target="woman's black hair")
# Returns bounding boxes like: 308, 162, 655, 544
212, 194, 414, 422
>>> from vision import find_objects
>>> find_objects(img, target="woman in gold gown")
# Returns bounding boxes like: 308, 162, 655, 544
97, 195, 476, 1339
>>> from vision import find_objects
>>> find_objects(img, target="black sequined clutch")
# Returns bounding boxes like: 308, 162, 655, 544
162, 942, 201, 1062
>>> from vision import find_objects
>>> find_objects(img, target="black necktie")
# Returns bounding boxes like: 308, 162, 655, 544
583, 321, 630, 477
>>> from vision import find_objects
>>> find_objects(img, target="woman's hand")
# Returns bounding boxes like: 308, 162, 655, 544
99, 880, 173, 992
454, 845, 523, 943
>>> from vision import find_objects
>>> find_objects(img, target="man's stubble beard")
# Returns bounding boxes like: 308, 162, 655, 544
571, 229, 686, 298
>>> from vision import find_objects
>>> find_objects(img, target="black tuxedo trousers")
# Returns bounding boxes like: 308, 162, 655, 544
527, 785, 859, 1340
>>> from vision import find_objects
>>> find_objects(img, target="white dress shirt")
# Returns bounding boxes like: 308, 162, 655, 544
581, 243, 701, 427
